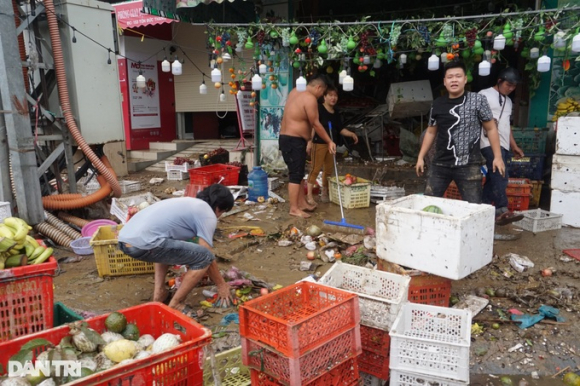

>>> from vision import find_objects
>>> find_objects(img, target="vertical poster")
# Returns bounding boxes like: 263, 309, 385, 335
128, 53, 161, 129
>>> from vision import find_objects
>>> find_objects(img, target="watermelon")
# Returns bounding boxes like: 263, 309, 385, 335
422, 205, 443, 214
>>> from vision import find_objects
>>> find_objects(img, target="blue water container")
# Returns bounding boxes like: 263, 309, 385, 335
248, 166, 269, 202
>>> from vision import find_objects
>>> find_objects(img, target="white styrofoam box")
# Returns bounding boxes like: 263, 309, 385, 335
319, 262, 411, 331
387, 80, 433, 119
550, 189, 580, 227
556, 115, 580, 155
111, 192, 161, 224
390, 369, 468, 386
514, 209, 563, 233
389, 303, 472, 383
0, 202, 11, 222
552, 154, 580, 192
376, 195, 495, 280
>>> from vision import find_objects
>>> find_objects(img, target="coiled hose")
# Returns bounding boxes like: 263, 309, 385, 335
57, 212, 90, 228
34, 222, 73, 247
43, 0, 122, 198
44, 211, 82, 240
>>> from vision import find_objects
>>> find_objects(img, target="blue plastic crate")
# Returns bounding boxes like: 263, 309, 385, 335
507, 154, 546, 180
512, 129, 548, 154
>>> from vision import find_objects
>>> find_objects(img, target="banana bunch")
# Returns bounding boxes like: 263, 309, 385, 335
0, 217, 53, 269
552, 98, 580, 122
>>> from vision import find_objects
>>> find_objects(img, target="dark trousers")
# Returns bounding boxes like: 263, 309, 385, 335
481, 146, 510, 215
425, 164, 483, 204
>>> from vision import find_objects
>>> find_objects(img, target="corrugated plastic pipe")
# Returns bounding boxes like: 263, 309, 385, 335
44, 211, 82, 240
34, 222, 73, 247
57, 212, 90, 228
43, 0, 122, 198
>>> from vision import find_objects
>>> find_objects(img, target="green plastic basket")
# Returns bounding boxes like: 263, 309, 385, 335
53, 302, 83, 327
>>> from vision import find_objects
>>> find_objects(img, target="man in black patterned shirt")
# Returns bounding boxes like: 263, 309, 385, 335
416, 61, 505, 203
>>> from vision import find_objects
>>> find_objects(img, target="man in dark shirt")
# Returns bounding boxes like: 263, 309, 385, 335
416, 61, 505, 203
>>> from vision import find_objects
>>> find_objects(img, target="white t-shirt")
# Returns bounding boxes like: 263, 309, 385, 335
479, 87, 512, 151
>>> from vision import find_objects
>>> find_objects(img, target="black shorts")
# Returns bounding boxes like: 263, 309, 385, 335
279, 134, 307, 184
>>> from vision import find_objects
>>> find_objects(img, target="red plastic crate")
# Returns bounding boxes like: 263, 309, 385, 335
506, 178, 532, 195
188, 164, 240, 186
443, 181, 462, 200
408, 274, 452, 307
242, 328, 361, 386
0, 256, 57, 342
0, 302, 211, 385
507, 194, 530, 211
239, 282, 360, 358
184, 183, 209, 198
249, 357, 360, 386
358, 349, 389, 380
360, 325, 390, 356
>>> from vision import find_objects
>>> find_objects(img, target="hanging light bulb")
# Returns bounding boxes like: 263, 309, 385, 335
363, 55, 371, 64
428, 54, 439, 71
172, 57, 182, 76
107, 49, 112, 65
399, 53, 407, 65
338, 70, 347, 84
252, 74, 262, 90
296, 74, 307, 92
136, 70, 146, 89
258, 63, 268, 75
71, 27, 77, 43
222, 52, 231, 61
537, 55, 551, 72
573, 31, 580, 52
373, 59, 382, 69
220, 90, 226, 102
343, 75, 354, 92
554, 31, 567, 49
211, 67, 222, 82
479, 60, 491, 76
199, 79, 208, 95
441, 52, 449, 64
493, 34, 506, 50
161, 57, 170, 72
484, 50, 492, 61
530, 47, 540, 59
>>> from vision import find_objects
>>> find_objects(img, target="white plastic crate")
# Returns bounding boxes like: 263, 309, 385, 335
376, 195, 495, 280
111, 192, 161, 223
120, 180, 141, 194
329, 176, 371, 209
514, 209, 562, 233
166, 170, 189, 181
77, 176, 101, 195
389, 303, 472, 383
389, 369, 468, 386
165, 161, 192, 172
267, 177, 280, 191
0, 202, 11, 222
361, 372, 383, 386
319, 262, 411, 331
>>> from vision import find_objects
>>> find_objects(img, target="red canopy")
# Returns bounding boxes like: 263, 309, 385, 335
114, 1, 175, 29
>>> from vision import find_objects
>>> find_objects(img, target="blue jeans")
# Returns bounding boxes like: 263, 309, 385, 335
118, 239, 214, 270
425, 164, 483, 204
481, 146, 509, 215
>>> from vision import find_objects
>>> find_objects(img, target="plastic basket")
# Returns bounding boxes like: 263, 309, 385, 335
328, 177, 371, 209
77, 176, 101, 195
242, 328, 361, 386
530, 181, 543, 208
408, 274, 452, 307
204, 346, 251, 386
319, 262, 411, 330
389, 369, 468, 386
70, 236, 94, 255
110, 192, 161, 224
188, 164, 240, 186
361, 325, 390, 356
389, 303, 472, 383
167, 169, 189, 181
184, 184, 209, 198
443, 182, 462, 200
89, 225, 155, 277
0, 302, 211, 385
513, 209, 563, 233
239, 282, 360, 358
249, 357, 360, 386
512, 129, 548, 154
505, 178, 532, 195
53, 302, 83, 327
120, 180, 142, 194
507, 194, 530, 211
359, 349, 389, 380
0, 202, 12, 222
0, 256, 57, 342
507, 154, 546, 180
165, 161, 192, 172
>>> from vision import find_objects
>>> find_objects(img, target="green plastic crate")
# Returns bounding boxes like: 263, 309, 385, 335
512, 128, 548, 154
53, 302, 83, 327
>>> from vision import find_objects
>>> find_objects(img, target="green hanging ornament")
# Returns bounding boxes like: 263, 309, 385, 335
245, 37, 254, 49
436, 36, 447, 47
503, 23, 513, 40
289, 31, 299, 45
521, 47, 530, 58
534, 27, 545, 42
505, 38, 514, 46
474, 40, 482, 49
318, 40, 328, 54
462, 49, 471, 59
270, 30, 278, 39
377, 50, 384, 60
292, 61, 300, 68
347, 36, 356, 51
474, 46, 484, 55
466, 70, 473, 83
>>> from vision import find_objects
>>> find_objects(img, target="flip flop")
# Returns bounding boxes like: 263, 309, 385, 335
495, 212, 525, 226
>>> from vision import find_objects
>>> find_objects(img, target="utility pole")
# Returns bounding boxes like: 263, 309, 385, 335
0, 1, 44, 224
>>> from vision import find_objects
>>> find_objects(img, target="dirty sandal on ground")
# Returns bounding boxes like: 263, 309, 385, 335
495, 211, 524, 226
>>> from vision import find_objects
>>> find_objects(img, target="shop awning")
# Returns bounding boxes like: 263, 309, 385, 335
142, 0, 255, 23
114, 1, 175, 29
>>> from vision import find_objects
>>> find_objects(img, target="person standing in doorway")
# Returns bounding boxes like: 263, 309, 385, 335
279, 73, 336, 218
479, 67, 525, 224
306, 85, 358, 205
416, 61, 505, 203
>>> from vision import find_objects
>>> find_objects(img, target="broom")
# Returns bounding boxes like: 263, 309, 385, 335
323, 122, 366, 235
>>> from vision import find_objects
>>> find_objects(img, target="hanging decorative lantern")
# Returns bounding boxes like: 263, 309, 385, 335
554, 31, 567, 49
222, 53, 231, 61
493, 34, 506, 51
211, 67, 221, 82
399, 54, 407, 65
363, 55, 371, 64
161, 58, 170, 73
479, 60, 491, 76
251, 74, 262, 90
373, 59, 382, 69
530, 47, 540, 58
220, 91, 226, 102
199, 80, 208, 95
343, 75, 354, 91
338, 70, 347, 84
441, 52, 449, 64
172, 58, 182, 76
296, 76, 307, 91
136, 72, 146, 89
537, 55, 551, 72
428, 54, 439, 71
573, 31, 580, 52
259, 64, 268, 75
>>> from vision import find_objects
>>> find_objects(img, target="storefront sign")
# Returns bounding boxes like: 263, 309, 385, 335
128, 55, 161, 129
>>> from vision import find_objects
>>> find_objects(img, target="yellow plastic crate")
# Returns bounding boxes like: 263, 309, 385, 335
204, 346, 251, 386
530, 180, 543, 208
329, 176, 371, 209
89, 225, 155, 277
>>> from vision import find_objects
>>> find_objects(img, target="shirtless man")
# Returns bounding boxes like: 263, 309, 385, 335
279, 74, 336, 218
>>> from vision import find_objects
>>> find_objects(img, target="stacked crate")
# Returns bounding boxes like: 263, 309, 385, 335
550, 116, 580, 227
319, 262, 411, 383
239, 282, 362, 386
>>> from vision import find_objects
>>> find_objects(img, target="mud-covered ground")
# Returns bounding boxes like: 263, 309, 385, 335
51, 165, 580, 384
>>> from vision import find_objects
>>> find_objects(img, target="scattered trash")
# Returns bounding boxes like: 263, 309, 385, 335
531, 371, 539, 379
505, 253, 535, 273
452, 295, 489, 317
300, 261, 316, 271
149, 177, 164, 185
220, 313, 239, 326
278, 240, 293, 247
511, 305, 565, 329
471, 323, 484, 335
508, 343, 523, 353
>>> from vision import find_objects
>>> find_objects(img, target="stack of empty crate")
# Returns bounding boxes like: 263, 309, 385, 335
319, 262, 411, 384
239, 282, 362, 385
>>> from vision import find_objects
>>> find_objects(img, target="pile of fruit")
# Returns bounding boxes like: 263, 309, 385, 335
1, 312, 182, 385
202, 147, 228, 160
172, 157, 195, 166
0, 217, 53, 269
552, 98, 580, 122
342, 174, 358, 186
